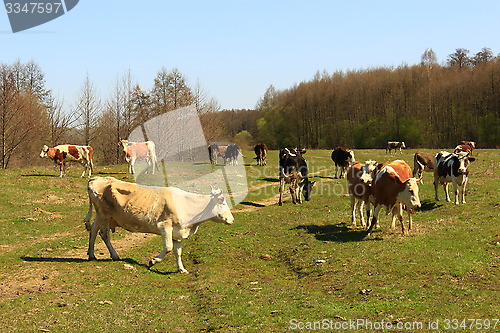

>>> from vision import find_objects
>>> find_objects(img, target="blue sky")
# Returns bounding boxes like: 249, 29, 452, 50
1, 1, 499, 111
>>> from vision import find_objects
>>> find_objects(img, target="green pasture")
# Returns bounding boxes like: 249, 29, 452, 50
0, 149, 498, 332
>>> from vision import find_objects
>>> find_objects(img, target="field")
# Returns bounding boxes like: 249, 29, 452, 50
0, 149, 498, 332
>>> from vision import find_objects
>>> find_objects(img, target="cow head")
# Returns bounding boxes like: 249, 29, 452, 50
347, 150, 356, 164
401, 142, 406, 149
456, 152, 475, 175
359, 160, 378, 184
397, 178, 421, 209
39, 145, 51, 158
209, 187, 234, 225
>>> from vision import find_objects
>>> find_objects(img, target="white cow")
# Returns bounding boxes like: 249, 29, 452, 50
84, 177, 234, 273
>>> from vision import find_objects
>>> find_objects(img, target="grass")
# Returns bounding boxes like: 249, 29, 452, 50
0, 149, 498, 332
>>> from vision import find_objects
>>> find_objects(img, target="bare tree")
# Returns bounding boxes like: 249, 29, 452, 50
45, 94, 75, 146
0, 62, 46, 168
472, 47, 494, 66
193, 80, 220, 115
75, 74, 101, 145
151, 67, 194, 115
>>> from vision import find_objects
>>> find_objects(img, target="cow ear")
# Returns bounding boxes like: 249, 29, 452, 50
468, 157, 476, 162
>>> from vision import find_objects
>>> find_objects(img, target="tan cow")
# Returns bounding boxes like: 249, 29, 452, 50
365, 160, 421, 237
119, 140, 157, 174
412, 152, 435, 184
40, 144, 94, 177
84, 177, 234, 274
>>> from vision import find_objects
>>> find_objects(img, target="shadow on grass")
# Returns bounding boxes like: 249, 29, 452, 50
259, 177, 279, 183
20, 256, 177, 275
239, 201, 266, 208
21, 173, 58, 177
419, 199, 443, 212
294, 224, 383, 242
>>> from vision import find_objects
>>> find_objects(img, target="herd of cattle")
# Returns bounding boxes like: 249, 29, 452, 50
37, 139, 476, 273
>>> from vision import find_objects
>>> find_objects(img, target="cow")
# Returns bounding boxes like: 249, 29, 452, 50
331, 147, 355, 179
278, 148, 315, 206
119, 140, 157, 175
386, 141, 406, 154
84, 177, 234, 274
346, 160, 378, 228
460, 141, 476, 151
454, 144, 473, 155
224, 144, 241, 166
208, 144, 218, 165
40, 144, 94, 177
365, 160, 421, 237
434, 151, 475, 204
412, 151, 435, 184
254, 143, 268, 166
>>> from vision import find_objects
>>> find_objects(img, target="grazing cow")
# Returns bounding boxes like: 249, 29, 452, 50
331, 147, 355, 179
365, 160, 421, 237
454, 144, 473, 155
346, 160, 378, 227
412, 152, 435, 184
40, 144, 94, 177
254, 143, 268, 166
224, 144, 241, 166
84, 177, 234, 274
119, 140, 157, 175
278, 148, 315, 206
386, 141, 406, 154
434, 151, 475, 204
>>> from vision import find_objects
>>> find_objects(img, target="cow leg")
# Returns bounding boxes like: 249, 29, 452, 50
364, 200, 371, 229
434, 178, 440, 201
81, 163, 87, 178
87, 219, 99, 261
334, 165, 339, 178
461, 177, 468, 204
149, 223, 173, 267
407, 206, 413, 231
290, 181, 297, 204
129, 157, 136, 174
443, 183, 451, 202
278, 178, 284, 206
59, 162, 65, 177
366, 205, 382, 237
173, 240, 188, 274
350, 196, 357, 226
451, 179, 460, 204
99, 223, 120, 261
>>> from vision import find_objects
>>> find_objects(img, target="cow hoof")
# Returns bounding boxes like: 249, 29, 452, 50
111, 256, 121, 261
178, 269, 189, 274
88, 256, 97, 261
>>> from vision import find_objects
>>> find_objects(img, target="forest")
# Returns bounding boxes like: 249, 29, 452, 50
0, 48, 498, 168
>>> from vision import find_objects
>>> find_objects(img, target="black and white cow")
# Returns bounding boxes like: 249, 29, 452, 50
224, 144, 241, 166
331, 147, 355, 178
278, 148, 315, 206
434, 151, 475, 204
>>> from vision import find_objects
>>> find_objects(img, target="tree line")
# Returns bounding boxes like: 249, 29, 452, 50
253, 48, 499, 149
1, 48, 498, 169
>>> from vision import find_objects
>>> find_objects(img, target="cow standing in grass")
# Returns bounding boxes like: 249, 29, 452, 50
365, 160, 421, 237
347, 160, 378, 228
84, 177, 234, 274
278, 148, 315, 206
119, 140, 157, 175
331, 147, 355, 179
40, 144, 94, 177
434, 151, 475, 204
254, 143, 268, 166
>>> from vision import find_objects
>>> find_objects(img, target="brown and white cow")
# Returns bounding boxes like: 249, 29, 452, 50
454, 144, 473, 155
412, 151, 435, 184
254, 143, 268, 166
331, 147, 355, 179
119, 140, 157, 174
365, 160, 421, 237
386, 141, 406, 154
460, 141, 476, 151
40, 144, 94, 177
434, 151, 475, 204
346, 160, 378, 227
84, 177, 234, 274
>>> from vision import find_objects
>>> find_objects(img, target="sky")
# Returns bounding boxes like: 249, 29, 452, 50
1, 0, 500, 111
